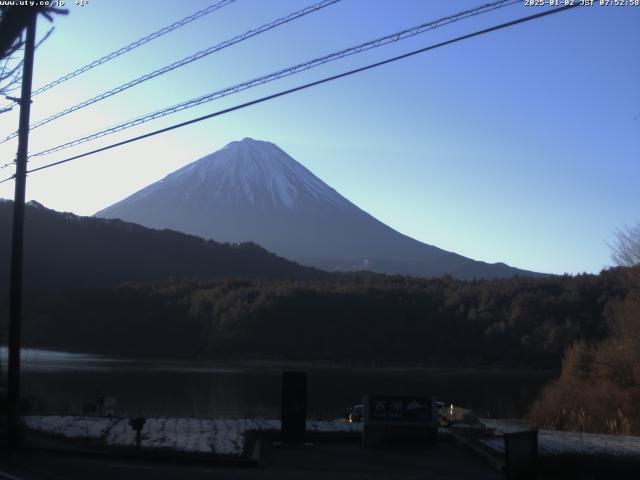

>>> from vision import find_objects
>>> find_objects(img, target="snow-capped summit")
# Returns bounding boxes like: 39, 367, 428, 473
151, 137, 348, 211
96, 139, 538, 279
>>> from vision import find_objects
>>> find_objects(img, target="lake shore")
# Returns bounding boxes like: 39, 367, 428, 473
2, 345, 559, 374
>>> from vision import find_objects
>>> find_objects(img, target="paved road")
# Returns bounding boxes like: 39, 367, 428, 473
0, 440, 501, 480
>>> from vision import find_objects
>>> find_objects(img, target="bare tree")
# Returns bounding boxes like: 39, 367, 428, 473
612, 221, 640, 268
610, 221, 640, 299
0, 6, 66, 110
0, 7, 25, 102
0, 55, 23, 100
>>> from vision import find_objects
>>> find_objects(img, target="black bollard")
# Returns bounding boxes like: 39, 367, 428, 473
281, 371, 307, 444
96, 389, 105, 417
129, 417, 146, 452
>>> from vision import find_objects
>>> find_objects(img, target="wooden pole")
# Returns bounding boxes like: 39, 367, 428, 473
7, 13, 37, 449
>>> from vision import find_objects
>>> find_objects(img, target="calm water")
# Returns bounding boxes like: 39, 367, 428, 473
11, 349, 555, 419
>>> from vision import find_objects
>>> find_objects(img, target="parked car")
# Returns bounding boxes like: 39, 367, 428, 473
345, 404, 364, 423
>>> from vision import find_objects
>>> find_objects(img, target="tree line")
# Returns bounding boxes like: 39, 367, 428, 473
14, 268, 628, 369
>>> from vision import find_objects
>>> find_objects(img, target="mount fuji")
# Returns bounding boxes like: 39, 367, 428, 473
96, 138, 538, 279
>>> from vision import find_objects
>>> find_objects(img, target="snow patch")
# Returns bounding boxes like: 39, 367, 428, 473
24, 415, 362, 457
479, 418, 640, 458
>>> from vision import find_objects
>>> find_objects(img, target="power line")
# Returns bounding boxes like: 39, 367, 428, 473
0, 2, 579, 186
0, 0, 341, 145
33, 0, 237, 96
30, 0, 520, 159
1, 0, 237, 100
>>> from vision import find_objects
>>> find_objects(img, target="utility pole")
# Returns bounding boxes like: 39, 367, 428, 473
7, 13, 37, 449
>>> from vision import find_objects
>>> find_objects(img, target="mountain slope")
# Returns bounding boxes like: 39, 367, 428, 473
96, 138, 540, 279
0, 199, 323, 293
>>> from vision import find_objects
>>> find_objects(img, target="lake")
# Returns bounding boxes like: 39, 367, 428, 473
6, 349, 555, 419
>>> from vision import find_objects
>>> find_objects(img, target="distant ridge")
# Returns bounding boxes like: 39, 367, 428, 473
0, 200, 323, 292
96, 138, 542, 279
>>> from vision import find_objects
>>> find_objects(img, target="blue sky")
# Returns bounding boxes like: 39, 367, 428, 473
0, 0, 638, 275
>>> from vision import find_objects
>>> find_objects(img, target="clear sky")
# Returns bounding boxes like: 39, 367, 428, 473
0, 0, 638, 275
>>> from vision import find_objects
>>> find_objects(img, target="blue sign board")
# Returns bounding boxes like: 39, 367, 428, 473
368, 395, 432, 423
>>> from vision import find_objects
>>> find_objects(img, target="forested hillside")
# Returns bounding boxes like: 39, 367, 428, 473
18, 270, 627, 367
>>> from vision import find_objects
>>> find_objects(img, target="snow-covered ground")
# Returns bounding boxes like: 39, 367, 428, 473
27, 415, 639, 459
479, 418, 640, 458
23, 416, 362, 457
